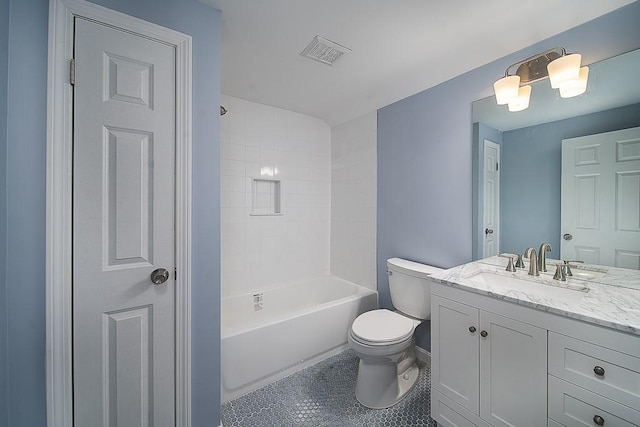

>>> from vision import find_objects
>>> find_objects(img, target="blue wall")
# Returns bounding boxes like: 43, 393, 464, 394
377, 2, 640, 310
0, 0, 9, 424
5, 1, 49, 425
500, 103, 640, 259
2, 0, 221, 425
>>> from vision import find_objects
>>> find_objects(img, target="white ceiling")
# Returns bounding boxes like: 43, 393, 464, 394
202, 0, 634, 127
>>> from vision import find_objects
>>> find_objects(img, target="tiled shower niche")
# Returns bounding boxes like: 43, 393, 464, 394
251, 178, 281, 216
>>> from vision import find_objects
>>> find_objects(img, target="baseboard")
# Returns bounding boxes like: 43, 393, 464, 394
415, 345, 431, 367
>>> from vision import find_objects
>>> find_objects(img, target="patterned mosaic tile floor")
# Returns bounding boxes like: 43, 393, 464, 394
221, 349, 436, 427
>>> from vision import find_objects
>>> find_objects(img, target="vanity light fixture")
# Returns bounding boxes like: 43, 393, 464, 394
493, 47, 589, 112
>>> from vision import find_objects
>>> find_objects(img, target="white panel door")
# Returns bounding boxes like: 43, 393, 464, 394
562, 127, 640, 269
479, 311, 547, 427
483, 140, 500, 257
432, 296, 480, 415
73, 18, 176, 426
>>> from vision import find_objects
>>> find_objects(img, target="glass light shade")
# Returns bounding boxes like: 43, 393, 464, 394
559, 66, 589, 98
508, 85, 531, 112
493, 75, 520, 105
547, 53, 581, 89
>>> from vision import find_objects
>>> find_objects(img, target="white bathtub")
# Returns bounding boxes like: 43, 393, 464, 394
221, 276, 378, 403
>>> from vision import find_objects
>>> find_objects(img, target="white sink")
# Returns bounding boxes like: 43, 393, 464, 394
464, 270, 588, 303
545, 262, 608, 280
570, 269, 607, 280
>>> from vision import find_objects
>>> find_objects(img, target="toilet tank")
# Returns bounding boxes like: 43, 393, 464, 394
387, 258, 443, 320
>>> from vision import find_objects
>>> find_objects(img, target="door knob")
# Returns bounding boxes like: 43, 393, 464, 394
485, 228, 494, 235
150, 268, 170, 285
563, 233, 573, 241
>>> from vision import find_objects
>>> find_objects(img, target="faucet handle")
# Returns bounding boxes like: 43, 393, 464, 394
553, 264, 567, 281
563, 260, 583, 276
506, 257, 516, 272
515, 254, 525, 268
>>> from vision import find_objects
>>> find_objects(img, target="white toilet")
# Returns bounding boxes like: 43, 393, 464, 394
348, 257, 442, 409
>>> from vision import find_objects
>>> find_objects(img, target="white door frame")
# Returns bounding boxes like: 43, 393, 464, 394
46, 1, 192, 426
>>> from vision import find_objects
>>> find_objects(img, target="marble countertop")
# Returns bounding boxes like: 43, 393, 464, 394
430, 256, 640, 335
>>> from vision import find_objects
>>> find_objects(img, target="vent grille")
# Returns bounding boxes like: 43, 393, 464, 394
300, 36, 351, 66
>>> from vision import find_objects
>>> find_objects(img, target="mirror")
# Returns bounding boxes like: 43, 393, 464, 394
472, 49, 640, 268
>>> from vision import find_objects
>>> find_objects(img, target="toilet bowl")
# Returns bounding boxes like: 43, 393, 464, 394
348, 258, 442, 409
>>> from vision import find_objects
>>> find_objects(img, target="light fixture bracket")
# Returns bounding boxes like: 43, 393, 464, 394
503, 47, 566, 84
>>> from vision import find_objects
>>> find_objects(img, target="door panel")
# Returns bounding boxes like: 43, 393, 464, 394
73, 17, 176, 426
483, 140, 500, 257
562, 127, 640, 268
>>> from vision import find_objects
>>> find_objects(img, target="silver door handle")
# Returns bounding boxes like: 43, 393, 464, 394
563, 233, 573, 241
150, 268, 170, 285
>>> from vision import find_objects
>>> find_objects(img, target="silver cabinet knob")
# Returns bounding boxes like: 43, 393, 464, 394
150, 268, 170, 285
593, 415, 605, 426
480, 330, 488, 338
485, 228, 494, 235
563, 233, 573, 241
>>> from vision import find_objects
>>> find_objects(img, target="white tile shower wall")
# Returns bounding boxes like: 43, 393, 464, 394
330, 112, 377, 290
220, 95, 331, 298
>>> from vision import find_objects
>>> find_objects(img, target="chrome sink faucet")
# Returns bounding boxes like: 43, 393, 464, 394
538, 243, 552, 272
524, 248, 539, 276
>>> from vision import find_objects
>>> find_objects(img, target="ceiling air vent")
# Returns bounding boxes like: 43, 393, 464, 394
300, 36, 351, 66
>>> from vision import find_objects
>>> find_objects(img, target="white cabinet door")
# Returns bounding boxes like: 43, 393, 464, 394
479, 311, 547, 427
432, 296, 548, 427
432, 296, 480, 414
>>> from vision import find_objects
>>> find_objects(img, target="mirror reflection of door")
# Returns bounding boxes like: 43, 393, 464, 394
561, 126, 640, 269
483, 140, 500, 257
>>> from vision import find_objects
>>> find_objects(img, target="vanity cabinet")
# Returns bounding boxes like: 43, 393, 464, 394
431, 282, 640, 427
431, 295, 547, 427
547, 332, 640, 426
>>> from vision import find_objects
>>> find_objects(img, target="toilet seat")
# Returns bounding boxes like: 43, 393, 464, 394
351, 309, 415, 346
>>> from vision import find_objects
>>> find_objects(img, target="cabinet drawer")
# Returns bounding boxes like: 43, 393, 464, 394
431, 390, 491, 427
548, 376, 640, 426
549, 332, 640, 409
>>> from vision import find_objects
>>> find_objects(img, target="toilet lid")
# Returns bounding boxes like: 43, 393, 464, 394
351, 309, 415, 345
